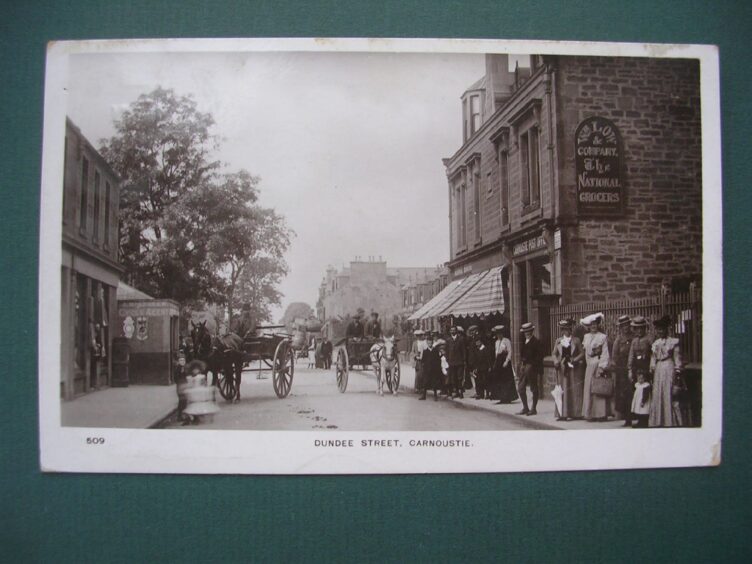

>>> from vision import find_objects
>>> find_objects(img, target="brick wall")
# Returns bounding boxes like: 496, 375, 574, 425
555, 56, 702, 303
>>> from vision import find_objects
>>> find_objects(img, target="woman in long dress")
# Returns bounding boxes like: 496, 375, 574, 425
581, 313, 611, 422
491, 325, 518, 403
551, 319, 585, 420
649, 315, 684, 427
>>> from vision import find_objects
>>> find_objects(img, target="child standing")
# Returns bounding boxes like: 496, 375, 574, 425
183, 360, 220, 425
631, 372, 652, 428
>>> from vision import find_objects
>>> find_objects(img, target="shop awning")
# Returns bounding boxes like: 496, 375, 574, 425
407, 279, 462, 321
419, 270, 488, 320
439, 266, 505, 318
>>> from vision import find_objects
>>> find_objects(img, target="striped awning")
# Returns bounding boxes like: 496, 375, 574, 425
420, 270, 488, 320
407, 279, 462, 321
440, 266, 505, 318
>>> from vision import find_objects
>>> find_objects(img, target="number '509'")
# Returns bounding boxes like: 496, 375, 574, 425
86, 437, 105, 445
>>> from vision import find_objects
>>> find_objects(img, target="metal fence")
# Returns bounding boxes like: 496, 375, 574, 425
548, 284, 702, 365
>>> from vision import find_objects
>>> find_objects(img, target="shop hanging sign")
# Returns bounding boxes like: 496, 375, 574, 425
575, 116, 624, 216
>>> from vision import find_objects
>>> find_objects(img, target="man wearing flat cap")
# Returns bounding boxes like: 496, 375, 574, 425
610, 315, 634, 426
517, 322, 543, 415
628, 315, 652, 387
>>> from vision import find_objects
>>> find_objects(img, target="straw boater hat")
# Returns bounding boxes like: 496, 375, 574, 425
617, 315, 631, 327
467, 325, 479, 333
630, 315, 648, 328
491, 324, 505, 334
558, 319, 573, 329
520, 322, 535, 333
413, 329, 425, 337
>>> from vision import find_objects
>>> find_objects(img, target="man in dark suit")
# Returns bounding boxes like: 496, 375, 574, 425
444, 325, 467, 399
346, 313, 365, 339
517, 322, 544, 415
365, 311, 382, 339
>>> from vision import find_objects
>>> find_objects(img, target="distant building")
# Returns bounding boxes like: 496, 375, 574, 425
317, 257, 441, 337
409, 54, 702, 359
60, 118, 123, 399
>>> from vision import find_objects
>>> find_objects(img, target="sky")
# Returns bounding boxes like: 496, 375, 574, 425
67, 50, 489, 321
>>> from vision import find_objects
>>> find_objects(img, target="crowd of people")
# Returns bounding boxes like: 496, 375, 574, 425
410, 312, 688, 428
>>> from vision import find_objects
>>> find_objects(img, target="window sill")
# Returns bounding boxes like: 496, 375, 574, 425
455, 246, 468, 257
473, 238, 483, 248
498, 225, 511, 238
520, 205, 542, 225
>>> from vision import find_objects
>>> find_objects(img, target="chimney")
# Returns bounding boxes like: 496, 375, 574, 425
484, 54, 516, 114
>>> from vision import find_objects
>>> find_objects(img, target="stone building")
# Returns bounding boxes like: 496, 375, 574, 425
410, 53, 701, 357
60, 118, 123, 399
317, 258, 441, 337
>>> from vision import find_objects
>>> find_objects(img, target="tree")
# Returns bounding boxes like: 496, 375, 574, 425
280, 302, 315, 330
100, 87, 221, 300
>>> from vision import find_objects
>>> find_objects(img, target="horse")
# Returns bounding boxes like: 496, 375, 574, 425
191, 321, 245, 403
369, 335, 399, 396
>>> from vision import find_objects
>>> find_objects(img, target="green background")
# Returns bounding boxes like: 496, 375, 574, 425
1, 1, 750, 562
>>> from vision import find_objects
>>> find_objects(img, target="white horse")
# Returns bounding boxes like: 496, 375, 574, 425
369, 336, 399, 396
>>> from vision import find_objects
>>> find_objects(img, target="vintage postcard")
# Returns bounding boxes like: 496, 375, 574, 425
38, 38, 722, 474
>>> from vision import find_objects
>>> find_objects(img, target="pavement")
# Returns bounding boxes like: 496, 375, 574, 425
387, 359, 625, 431
61, 384, 178, 428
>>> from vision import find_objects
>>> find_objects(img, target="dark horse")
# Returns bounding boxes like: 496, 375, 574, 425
190, 320, 245, 402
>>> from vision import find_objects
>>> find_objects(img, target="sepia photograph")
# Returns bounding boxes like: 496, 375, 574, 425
38, 38, 722, 474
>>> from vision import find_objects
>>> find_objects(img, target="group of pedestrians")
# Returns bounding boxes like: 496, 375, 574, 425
411, 312, 687, 428
552, 313, 686, 427
411, 323, 540, 414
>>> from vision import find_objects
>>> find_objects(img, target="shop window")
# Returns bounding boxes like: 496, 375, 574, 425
93, 171, 101, 244
531, 256, 553, 295
79, 157, 89, 233
520, 126, 541, 210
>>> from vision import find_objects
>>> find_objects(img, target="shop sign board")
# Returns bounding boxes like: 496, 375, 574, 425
575, 116, 624, 216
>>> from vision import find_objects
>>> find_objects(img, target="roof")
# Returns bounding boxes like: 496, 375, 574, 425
439, 266, 505, 318
463, 75, 487, 96
117, 281, 154, 300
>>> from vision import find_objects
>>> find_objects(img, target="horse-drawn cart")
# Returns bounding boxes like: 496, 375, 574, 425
333, 337, 401, 394
210, 325, 295, 402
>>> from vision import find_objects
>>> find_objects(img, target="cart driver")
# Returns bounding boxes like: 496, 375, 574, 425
366, 311, 382, 339
346, 312, 365, 340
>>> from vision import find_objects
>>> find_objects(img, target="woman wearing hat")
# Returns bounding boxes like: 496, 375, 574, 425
490, 325, 517, 403
551, 319, 585, 420
649, 315, 685, 427
610, 315, 634, 426
581, 313, 611, 422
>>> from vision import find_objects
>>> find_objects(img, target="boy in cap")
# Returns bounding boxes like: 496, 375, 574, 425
517, 322, 543, 415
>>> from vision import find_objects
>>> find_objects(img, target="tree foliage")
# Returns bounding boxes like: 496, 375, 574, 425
100, 87, 292, 321
280, 302, 315, 329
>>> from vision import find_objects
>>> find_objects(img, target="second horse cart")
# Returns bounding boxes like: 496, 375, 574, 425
332, 337, 401, 394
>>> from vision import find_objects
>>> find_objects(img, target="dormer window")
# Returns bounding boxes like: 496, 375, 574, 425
461, 82, 486, 142
470, 94, 481, 136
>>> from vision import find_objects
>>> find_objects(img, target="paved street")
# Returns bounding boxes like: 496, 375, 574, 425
163, 363, 544, 431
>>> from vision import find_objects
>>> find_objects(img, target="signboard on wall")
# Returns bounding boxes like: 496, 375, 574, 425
575, 116, 624, 216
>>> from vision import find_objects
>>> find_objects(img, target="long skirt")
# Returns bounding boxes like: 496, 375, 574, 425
556, 365, 585, 419
649, 359, 683, 427
583, 358, 608, 419
414, 361, 423, 392
613, 366, 633, 418
492, 354, 518, 402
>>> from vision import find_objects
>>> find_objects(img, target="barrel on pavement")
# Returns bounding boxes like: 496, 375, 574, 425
111, 336, 130, 387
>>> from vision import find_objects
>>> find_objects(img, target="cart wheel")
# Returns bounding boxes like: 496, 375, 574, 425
217, 368, 237, 401
387, 358, 401, 392
272, 340, 295, 399
336, 348, 349, 393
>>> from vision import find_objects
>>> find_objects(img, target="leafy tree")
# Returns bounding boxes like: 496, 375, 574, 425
100, 87, 220, 300
280, 302, 315, 329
